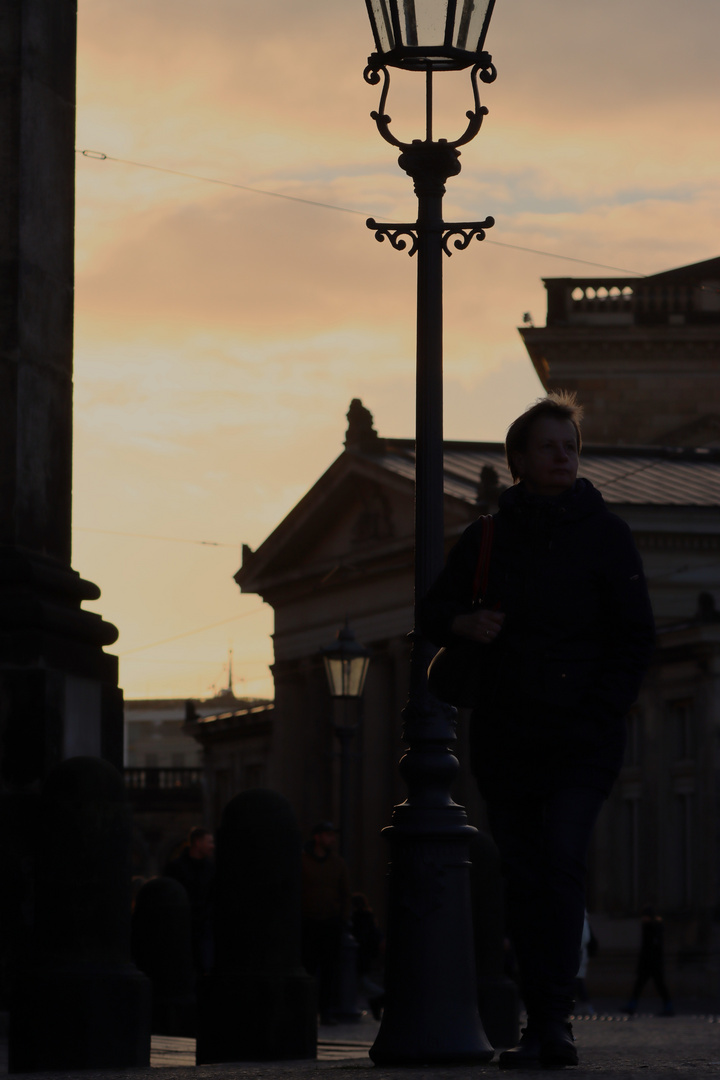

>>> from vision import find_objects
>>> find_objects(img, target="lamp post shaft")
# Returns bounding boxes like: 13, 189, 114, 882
336, 724, 353, 862
414, 183, 445, 606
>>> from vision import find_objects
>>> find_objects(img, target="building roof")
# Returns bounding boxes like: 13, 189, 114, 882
380, 440, 720, 509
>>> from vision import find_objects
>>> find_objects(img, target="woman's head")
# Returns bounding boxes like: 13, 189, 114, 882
506, 391, 583, 495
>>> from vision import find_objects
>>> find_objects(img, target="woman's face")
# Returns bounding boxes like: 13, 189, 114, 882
513, 416, 579, 496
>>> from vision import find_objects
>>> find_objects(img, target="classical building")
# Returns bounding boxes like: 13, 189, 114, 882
197, 256, 720, 998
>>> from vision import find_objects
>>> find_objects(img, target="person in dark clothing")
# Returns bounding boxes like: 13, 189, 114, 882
622, 906, 674, 1015
420, 392, 655, 1069
301, 822, 351, 1025
165, 826, 215, 976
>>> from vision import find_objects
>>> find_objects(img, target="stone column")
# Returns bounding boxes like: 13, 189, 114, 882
0, 0, 122, 1007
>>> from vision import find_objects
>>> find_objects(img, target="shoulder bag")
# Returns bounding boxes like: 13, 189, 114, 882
426, 515, 495, 708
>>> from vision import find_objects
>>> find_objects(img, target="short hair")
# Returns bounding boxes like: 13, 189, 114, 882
189, 826, 211, 845
505, 391, 584, 482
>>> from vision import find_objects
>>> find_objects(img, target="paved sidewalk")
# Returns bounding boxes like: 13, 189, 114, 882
1, 1009, 719, 1078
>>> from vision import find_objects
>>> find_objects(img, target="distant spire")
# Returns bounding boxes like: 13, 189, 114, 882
227, 648, 234, 695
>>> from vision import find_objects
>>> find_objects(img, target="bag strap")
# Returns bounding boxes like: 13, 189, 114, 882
471, 515, 495, 604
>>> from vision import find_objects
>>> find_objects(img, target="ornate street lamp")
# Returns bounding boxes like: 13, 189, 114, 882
360, 0, 499, 1066
322, 621, 371, 702
320, 621, 371, 860
320, 621, 371, 1024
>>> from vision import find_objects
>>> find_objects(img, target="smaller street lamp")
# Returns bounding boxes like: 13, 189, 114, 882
320, 621, 371, 1025
320, 621, 371, 861
322, 621, 371, 702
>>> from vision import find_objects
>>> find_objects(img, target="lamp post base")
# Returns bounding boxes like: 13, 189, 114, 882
369, 813, 494, 1065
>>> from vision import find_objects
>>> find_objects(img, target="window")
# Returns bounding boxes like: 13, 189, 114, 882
667, 699, 695, 761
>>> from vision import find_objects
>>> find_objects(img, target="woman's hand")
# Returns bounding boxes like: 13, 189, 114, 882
451, 609, 506, 645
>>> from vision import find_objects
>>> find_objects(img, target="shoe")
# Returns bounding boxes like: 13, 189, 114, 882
539, 1020, 578, 1069
621, 999, 637, 1015
660, 1001, 675, 1017
498, 1026, 542, 1070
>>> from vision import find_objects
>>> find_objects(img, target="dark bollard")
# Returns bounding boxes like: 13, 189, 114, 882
9, 757, 151, 1072
469, 831, 520, 1050
132, 876, 196, 1036
197, 789, 316, 1063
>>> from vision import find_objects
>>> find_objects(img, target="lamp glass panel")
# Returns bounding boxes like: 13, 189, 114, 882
323, 655, 369, 698
368, 0, 395, 52
403, 0, 447, 48
347, 655, 370, 698
323, 656, 342, 697
453, 0, 493, 51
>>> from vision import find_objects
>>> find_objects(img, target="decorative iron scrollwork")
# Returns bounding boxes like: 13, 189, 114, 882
364, 59, 497, 152
367, 217, 495, 258
366, 218, 419, 257
449, 63, 493, 149
442, 217, 495, 256
363, 65, 404, 149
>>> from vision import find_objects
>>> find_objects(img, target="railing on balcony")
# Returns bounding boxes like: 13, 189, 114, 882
124, 767, 203, 791
544, 276, 720, 327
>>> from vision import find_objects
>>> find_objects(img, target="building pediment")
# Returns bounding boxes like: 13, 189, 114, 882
235, 450, 417, 600
235, 441, 489, 602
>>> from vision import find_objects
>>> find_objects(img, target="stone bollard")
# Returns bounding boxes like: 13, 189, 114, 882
132, 876, 196, 1036
196, 789, 316, 1063
9, 757, 151, 1071
469, 830, 520, 1050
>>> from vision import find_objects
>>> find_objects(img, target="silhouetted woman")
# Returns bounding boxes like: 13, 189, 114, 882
421, 392, 655, 1068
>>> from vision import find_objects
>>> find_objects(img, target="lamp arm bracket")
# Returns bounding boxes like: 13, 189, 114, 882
366, 217, 495, 258
366, 218, 419, 257
442, 217, 495, 256
447, 61, 496, 149
364, 64, 405, 149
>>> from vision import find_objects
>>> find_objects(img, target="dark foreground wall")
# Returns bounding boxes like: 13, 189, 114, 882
0, 0, 123, 1008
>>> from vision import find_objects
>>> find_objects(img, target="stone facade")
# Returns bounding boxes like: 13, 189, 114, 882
520, 258, 720, 447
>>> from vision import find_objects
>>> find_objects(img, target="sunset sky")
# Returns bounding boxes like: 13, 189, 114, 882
72, 0, 720, 702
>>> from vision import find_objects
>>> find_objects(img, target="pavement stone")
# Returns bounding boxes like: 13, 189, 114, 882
1, 1009, 719, 1078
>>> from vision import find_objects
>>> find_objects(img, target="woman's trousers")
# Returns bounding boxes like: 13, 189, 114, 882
485, 785, 605, 1025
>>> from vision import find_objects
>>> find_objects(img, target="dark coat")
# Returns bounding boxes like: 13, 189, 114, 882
420, 479, 655, 797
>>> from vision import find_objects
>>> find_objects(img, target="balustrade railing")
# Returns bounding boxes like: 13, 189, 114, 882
544, 276, 720, 326
124, 767, 203, 791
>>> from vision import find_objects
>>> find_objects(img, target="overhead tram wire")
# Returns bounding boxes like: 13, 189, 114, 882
77, 149, 647, 277
73, 525, 236, 547
118, 607, 267, 656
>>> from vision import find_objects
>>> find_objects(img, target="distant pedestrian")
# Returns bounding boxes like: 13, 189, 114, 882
351, 892, 384, 1020
165, 826, 215, 975
573, 912, 597, 1015
622, 906, 674, 1016
301, 822, 351, 1025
